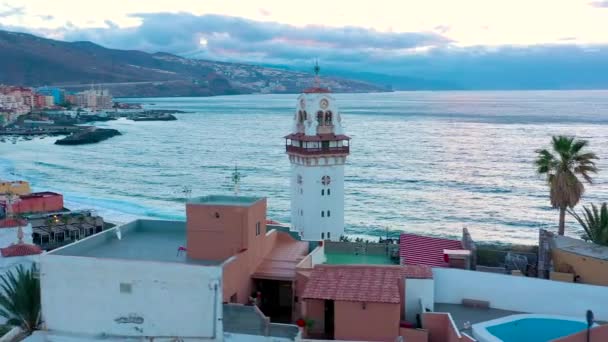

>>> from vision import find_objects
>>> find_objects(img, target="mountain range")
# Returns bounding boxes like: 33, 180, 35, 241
0, 29, 387, 97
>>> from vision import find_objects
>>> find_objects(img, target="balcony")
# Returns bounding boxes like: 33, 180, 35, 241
286, 145, 349, 155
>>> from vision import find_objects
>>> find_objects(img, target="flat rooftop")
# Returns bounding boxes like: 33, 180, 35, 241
50, 219, 221, 265
187, 195, 263, 207
552, 234, 608, 261
434, 303, 522, 336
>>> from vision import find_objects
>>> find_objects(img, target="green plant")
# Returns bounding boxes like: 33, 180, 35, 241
0, 265, 41, 333
569, 203, 608, 246
535, 136, 599, 235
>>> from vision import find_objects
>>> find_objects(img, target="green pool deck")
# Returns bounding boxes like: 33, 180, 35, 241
187, 195, 263, 207
324, 252, 397, 265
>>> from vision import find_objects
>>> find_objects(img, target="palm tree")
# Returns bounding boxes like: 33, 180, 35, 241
569, 203, 608, 246
0, 265, 41, 333
535, 136, 598, 235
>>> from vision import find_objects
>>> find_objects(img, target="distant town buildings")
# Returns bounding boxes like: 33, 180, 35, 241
0, 84, 114, 126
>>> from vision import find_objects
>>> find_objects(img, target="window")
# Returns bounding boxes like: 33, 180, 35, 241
321, 189, 324, 196
321, 211, 325, 217
327, 232, 331, 240
120, 283, 132, 294
300, 209, 303, 216
300, 188, 303, 194
321, 175, 331, 185
255, 222, 261, 236
321, 232, 325, 239
327, 210, 331, 217
327, 189, 331, 196
317, 111, 324, 124
325, 111, 333, 125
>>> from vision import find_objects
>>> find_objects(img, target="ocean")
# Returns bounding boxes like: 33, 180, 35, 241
2, 90, 608, 244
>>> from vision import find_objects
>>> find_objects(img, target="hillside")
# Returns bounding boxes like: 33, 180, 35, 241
0, 30, 387, 97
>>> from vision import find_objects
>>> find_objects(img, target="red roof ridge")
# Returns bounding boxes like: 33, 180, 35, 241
1, 243, 42, 257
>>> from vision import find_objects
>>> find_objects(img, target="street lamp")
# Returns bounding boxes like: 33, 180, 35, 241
586, 310, 594, 342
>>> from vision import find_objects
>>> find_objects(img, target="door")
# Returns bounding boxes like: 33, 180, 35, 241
324, 300, 335, 339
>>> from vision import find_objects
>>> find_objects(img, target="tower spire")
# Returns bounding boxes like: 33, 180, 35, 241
313, 60, 320, 87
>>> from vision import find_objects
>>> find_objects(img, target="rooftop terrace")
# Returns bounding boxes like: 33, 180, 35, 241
187, 195, 263, 207
50, 219, 221, 266
552, 233, 608, 261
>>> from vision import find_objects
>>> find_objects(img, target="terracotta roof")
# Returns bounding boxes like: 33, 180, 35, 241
252, 232, 309, 281
302, 264, 432, 304
0, 218, 27, 229
1, 243, 42, 257
400, 233, 462, 267
303, 87, 331, 93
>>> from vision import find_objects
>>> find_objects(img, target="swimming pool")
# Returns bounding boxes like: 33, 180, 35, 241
472, 314, 592, 342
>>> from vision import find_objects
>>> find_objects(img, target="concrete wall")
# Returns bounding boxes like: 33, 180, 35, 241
552, 248, 608, 286
434, 268, 608, 321
186, 199, 266, 261
310, 245, 325, 266
422, 313, 472, 342
334, 301, 400, 341
400, 328, 429, 342
405, 278, 435, 323
302, 299, 325, 335
40, 254, 223, 339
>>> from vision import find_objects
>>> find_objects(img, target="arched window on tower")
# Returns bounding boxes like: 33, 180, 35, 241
298, 110, 303, 123
303, 111, 307, 121
325, 111, 333, 125
317, 111, 324, 125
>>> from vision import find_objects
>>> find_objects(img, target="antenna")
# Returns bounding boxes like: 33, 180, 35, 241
313, 60, 321, 87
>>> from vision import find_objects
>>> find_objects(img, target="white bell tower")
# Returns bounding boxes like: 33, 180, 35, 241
285, 63, 350, 242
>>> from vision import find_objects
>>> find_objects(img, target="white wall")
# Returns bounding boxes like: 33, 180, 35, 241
0, 224, 33, 245
310, 245, 326, 266
434, 268, 608, 321
405, 279, 435, 323
290, 163, 345, 242
41, 255, 223, 339
225, 333, 295, 342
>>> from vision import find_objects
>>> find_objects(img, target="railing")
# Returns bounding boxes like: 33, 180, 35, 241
286, 145, 349, 155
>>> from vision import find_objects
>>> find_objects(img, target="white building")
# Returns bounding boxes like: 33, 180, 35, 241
285, 67, 350, 242
33, 219, 299, 341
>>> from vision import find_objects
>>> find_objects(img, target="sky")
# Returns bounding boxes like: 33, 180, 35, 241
1, 0, 608, 88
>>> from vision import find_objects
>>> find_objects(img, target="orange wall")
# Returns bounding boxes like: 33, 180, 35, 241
553, 248, 608, 286
423, 313, 470, 342
553, 325, 608, 342
186, 199, 266, 261
400, 328, 429, 342
302, 299, 325, 335
334, 301, 400, 341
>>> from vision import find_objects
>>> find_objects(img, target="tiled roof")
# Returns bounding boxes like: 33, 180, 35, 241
0, 218, 27, 229
252, 232, 309, 281
1, 243, 42, 257
302, 264, 432, 304
400, 233, 462, 267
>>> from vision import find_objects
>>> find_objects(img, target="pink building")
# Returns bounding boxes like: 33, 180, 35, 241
186, 195, 310, 322
3, 192, 64, 215
300, 264, 433, 341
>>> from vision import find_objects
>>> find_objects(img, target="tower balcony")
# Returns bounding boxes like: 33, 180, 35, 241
285, 133, 351, 156
286, 145, 350, 155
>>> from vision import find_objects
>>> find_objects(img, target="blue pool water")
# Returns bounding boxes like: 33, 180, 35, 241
486, 318, 588, 342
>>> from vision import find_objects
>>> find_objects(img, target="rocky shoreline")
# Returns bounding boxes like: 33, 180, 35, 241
55, 127, 121, 145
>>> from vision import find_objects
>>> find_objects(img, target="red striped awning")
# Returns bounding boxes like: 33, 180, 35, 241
399, 233, 462, 267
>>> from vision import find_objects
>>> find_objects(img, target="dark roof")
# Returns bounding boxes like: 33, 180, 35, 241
284, 133, 350, 141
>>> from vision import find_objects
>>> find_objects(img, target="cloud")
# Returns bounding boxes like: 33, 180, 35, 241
0, 4, 23, 18
59, 12, 451, 58
590, 1, 608, 7
39, 15, 54, 21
